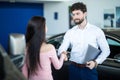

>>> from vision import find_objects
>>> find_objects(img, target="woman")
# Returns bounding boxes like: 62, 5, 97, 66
22, 16, 67, 80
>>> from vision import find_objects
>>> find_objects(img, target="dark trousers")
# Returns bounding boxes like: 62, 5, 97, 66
69, 64, 98, 80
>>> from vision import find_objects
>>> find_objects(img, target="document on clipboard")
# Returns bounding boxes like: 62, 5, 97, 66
83, 44, 101, 63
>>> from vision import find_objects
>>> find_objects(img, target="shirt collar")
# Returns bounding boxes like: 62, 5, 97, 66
75, 22, 89, 30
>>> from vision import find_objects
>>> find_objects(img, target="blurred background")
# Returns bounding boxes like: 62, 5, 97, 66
0, 0, 120, 52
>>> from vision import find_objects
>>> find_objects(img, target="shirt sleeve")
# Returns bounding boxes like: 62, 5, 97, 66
58, 31, 70, 56
50, 46, 65, 70
96, 29, 110, 64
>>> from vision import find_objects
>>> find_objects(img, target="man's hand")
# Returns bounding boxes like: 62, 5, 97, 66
86, 61, 97, 69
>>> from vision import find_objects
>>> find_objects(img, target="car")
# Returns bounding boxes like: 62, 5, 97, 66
47, 28, 120, 80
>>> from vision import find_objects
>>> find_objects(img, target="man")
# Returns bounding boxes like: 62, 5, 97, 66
58, 2, 110, 80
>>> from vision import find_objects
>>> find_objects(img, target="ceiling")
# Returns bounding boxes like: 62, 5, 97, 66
0, 0, 71, 3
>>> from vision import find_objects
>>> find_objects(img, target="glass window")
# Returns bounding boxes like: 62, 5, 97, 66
107, 38, 120, 46
106, 37, 120, 58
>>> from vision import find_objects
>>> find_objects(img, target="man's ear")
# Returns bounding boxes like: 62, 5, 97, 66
84, 12, 87, 18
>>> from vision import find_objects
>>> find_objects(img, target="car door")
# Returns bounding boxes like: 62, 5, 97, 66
97, 35, 120, 80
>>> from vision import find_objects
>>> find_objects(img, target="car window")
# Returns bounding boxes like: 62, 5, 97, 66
47, 35, 63, 49
106, 36, 120, 58
107, 38, 120, 46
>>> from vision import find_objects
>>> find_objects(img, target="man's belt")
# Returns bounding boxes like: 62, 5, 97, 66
71, 61, 86, 68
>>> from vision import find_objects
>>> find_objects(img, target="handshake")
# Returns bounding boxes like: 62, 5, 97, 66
61, 51, 68, 61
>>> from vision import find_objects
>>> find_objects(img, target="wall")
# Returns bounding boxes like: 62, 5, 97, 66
44, 0, 120, 37
0, 2, 43, 51
44, 2, 69, 37
0, 0, 120, 51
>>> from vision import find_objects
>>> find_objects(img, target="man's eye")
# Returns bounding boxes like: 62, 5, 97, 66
71, 13, 80, 16
76, 13, 80, 15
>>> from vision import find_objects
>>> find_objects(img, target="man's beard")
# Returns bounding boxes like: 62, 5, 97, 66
74, 18, 84, 25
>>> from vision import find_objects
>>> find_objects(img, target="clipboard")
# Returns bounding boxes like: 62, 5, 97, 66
83, 44, 101, 63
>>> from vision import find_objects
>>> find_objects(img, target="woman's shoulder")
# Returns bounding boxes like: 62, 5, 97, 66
44, 43, 55, 49
40, 43, 55, 53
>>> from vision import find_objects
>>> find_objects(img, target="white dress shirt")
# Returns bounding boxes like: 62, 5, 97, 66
58, 22, 110, 64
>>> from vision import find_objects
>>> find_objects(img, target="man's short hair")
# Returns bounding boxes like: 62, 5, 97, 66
70, 2, 87, 13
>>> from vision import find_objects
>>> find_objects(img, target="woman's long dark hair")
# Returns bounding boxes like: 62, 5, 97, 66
25, 16, 46, 76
